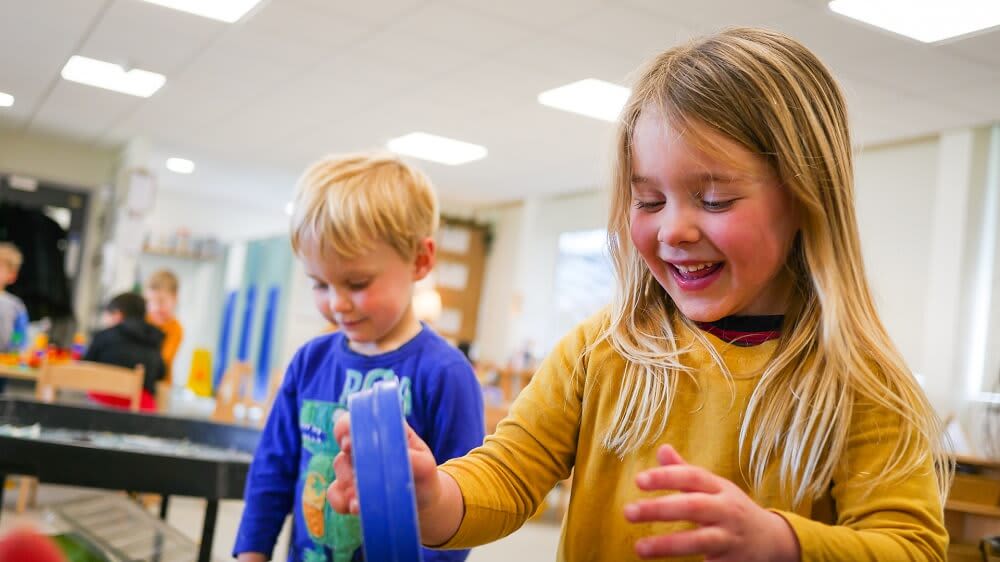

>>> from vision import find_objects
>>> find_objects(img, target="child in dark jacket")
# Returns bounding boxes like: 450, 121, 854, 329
85, 292, 166, 411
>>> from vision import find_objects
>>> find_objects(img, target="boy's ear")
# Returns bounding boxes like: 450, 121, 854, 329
412, 237, 436, 281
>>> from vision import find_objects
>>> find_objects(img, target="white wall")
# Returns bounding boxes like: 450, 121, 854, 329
854, 138, 938, 382
148, 188, 290, 243
472, 190, 608, 362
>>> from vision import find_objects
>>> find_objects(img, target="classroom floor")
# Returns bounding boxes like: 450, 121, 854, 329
0, 483, 561, 561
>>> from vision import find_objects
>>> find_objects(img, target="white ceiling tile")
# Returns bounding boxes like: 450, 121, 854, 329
843, 47, 1000, 97
941, 30, 1000, 67
378, 2, 536, 55
557, 5, 697, 62
449, 0, 606, 29
29, 81, 141, 140
288, 0, 431, 26
347, 30, 481, 76
496, 36, 637, 85
237, 2, 374, 51
623, 0, 811, 30
80, 0, 224, 73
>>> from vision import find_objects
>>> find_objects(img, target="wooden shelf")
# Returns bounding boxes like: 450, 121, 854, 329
141, 248, 220, 261
946, 499, 1000, 517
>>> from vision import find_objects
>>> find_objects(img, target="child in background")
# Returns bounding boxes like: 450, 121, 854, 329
0, 243, 27, 353
143, 269, 183, 384
330, 28, 951, 561
0, 243, 27, 394
85, 292, 165, 411
234, 153, 484, 562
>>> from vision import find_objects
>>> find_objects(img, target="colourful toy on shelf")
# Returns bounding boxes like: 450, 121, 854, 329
9, 311, 28, 352
70, 333, 87, 361
28, 333, 49, 369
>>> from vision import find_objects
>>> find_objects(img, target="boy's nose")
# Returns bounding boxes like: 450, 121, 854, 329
330, 290, 353, 314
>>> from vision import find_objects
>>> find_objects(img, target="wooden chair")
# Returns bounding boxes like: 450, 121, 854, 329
35, 361, 145, 410
15, 361, 145, 512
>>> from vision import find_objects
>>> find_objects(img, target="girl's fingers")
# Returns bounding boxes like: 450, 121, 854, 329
405, 423, 431, 453
624, 492, 720, 525
634, 526, 729, 559
333, 413, 352, 447
635, 464, 723, 493
657, 444, 687, 466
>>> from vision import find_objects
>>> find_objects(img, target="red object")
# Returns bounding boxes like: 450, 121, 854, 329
0, 528, 67, 562
88, 390, 158, 411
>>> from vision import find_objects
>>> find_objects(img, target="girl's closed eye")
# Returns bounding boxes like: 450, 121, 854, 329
311, 280, 328, 291
633, 199, 664, 211
700, 197, 737, 211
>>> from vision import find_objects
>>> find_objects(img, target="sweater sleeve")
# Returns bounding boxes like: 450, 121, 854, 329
437, 322, 591, 548
233, 357, 302, 557
423, 359, 485, 463
774, 398, 948, 561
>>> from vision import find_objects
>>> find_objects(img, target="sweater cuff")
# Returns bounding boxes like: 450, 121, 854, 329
770, 509, 824, 560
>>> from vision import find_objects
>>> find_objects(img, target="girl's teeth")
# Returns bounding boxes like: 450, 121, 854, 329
677, 263, 715, 273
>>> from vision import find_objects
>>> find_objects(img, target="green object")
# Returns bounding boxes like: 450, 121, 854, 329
50, 533, 110, 562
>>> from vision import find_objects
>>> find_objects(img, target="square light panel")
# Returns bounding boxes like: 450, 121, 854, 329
0, 92, 13, 107
61, 56, 165, 98
387, 132, 487, 166
829, 0, 1000, 43
538, 78, 630, 122
140, 0, 264, 23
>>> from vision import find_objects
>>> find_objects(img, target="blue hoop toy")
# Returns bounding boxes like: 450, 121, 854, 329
348, 380, 423, 562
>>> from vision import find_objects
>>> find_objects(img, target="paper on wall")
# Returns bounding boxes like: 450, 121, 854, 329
439, 226, 471, 254
436, 308, 462, 334
437, 261, 469, 290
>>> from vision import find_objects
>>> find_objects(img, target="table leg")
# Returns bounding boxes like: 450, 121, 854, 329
0, 474, 6, 523
159, 494, 169, 520
198, 499, 218, 562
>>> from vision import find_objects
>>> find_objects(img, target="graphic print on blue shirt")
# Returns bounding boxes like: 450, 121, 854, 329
298, 370, 413, 562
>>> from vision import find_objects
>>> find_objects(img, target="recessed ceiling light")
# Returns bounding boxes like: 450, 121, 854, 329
140, 0, 264, 23
387, 132, 487, 166
284, 201, 294, 216
829, 0, 1000, 43
61, 56, 165, 98
538, 78, 630, 122
166, 157, 195, 174
0, 92, 13, 107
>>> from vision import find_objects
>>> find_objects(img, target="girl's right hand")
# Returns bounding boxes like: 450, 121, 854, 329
327, 412, 442, 516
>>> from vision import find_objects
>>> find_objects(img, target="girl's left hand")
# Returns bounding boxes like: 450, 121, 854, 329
624, 445, 801, 561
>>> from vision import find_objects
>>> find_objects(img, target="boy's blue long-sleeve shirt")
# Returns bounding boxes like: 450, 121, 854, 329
234, 325, 485, 562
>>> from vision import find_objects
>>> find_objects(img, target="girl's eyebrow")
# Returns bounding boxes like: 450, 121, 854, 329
630, 175, 653, 184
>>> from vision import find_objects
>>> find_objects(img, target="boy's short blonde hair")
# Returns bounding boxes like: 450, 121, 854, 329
289, 152, 439, 260
146, 269, 179, 295
0, 243, 23, 272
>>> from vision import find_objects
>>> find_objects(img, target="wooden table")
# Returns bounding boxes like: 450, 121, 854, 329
0, 364, 38, 381
946, 455, 1000, 547
0, 397, 260, 562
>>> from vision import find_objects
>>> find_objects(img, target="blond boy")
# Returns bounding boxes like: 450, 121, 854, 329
0, 243, 27, 353
234, 153, 484, 562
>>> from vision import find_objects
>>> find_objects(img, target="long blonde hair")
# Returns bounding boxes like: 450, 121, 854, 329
603, 27, 950, 506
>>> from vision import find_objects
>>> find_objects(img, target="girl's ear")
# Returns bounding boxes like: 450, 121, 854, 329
412, 237, 436, 281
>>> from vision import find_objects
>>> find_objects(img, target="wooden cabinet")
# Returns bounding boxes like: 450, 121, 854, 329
430, 219, 489, 344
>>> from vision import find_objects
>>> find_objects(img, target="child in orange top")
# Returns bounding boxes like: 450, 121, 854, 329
144, 269, 183, 384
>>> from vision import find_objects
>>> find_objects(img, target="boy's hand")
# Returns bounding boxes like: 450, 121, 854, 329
236, 553, 267, 562
327, 412, 442, 515
624, 445, 801, 562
